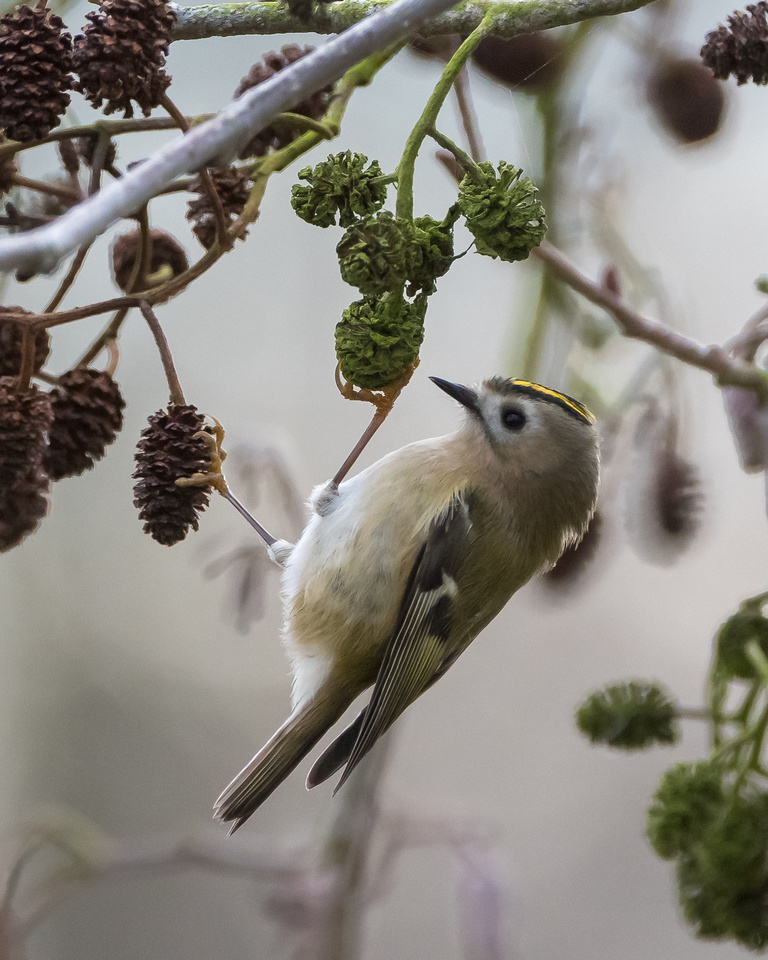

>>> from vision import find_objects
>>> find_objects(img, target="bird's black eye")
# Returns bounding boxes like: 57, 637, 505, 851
501, 406, 526, 431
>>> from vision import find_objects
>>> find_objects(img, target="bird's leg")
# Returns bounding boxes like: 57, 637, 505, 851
328, 363, 417, 493
176, 417, 294, 567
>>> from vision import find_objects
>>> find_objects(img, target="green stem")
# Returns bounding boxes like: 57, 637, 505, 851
428, 127, 478, 177
396, 17, 493, 221
743, 590, 768, 610
747, 640, 768, 688
708, 667, 729, 750
732, 680, 762, 727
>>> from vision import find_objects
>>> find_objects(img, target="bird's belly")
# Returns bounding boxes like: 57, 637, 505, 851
281, 507, 418, 705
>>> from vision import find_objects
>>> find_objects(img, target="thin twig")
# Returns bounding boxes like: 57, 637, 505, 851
139, 301, 186, 405
10, 176, 80, 204
453, 65, 484, 163
44, 244, 91, 313
14, 326, 37, 393
162, 94, 231, 248
0, 115, 216, 163
533, 240, 768, 399
77, 308, 130, 368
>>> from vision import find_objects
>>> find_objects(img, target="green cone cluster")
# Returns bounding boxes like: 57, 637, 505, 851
291, 152, 387, 228
292, 152, 544, 391
336, 210, 457, 299
335, 293, 426, 390
576, 680, 679, 750
458, 161, 545, 262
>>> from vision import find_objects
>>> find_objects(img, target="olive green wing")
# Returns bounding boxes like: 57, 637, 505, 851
331, 495, 472, 794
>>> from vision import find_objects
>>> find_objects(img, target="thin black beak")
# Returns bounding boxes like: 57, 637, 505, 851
429, 377, 479, 413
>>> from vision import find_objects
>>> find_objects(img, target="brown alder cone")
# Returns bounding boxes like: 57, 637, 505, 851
472, 33, 564, 91
0, 4, 74, 142
43, 369, 126, 480
701, 1, 768, 85
0, 378, 53, 552
0, 309, 50, 377
647, 58, 725, 143
234, 45, 333, 158
543, 510, 603, 587
73, 0, 175, 118
132, 404, 212, 545
186, 167, 250, 249
111, 228, 188, 292
77, 134, 118, 169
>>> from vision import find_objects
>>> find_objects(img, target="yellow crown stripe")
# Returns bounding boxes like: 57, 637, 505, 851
511, 380, 596, 423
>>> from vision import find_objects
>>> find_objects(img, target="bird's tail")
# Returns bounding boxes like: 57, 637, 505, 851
214, 692, 346, 832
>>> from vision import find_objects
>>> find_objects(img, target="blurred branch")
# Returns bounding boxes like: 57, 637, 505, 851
314, 740, 392, 960
11, 834, 302, 944
0, 0, 460, 278
533, 240, 768, 400
172, 0, 660, 41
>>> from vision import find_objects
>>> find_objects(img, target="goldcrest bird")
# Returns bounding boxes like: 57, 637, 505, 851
215, 376, 599, 831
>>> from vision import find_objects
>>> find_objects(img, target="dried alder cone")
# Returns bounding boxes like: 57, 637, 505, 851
77, 134, 117, 170
0, 310, 50, 377
133, 404, 212, 545
625, 408, 704, 565
543, 510, 602, 587
647, 58, 725, 143
701, 1, 768, 85
0, 379, 53, 552
43, 369, 125, 480
111, 228, 188, 292
186, 167, 250, 249
472, 33, 564, 90
234, 45, 333, 158
0, 4, 74, 142
73, 0, 176, 117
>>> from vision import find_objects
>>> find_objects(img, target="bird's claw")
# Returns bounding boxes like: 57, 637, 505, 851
175, 416, 229, 496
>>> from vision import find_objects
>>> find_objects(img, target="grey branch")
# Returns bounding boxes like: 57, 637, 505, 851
172, 0, 660, 41
0, 0, 460, 278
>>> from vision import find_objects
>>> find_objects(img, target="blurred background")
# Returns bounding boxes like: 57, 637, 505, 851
2, 0, 768, 956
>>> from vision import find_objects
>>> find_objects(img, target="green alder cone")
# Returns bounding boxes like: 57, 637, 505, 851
677, 791, 768, 950
407, 213, 456, 295
458, 161, 546, 262
575, 680, 679, 750
335, 292, 426, 390
336, 212, 412, 295
291, 151, 388, 228
647, 761, 726, 859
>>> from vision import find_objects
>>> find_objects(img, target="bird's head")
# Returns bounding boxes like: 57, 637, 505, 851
430, 375, 599, 490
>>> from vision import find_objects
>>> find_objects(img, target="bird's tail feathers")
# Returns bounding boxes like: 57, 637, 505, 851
305, 706, 367, 789
214, 693, 345, 832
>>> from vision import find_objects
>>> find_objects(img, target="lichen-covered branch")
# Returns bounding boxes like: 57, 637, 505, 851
0, 0, 460, 278
172, 0, 660, 41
